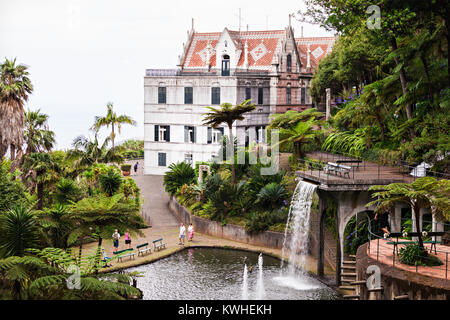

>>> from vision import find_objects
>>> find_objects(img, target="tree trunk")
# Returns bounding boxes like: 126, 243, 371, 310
78, 238, 83, 266
95, 237, 103, 274
420, 55, 434, 108
390, 37, 415, 140
37, 182, 44, 210
111, 124, 115, 150
228, 125, 235, 184
413, 204, 424, 250
10, 144, 16, 176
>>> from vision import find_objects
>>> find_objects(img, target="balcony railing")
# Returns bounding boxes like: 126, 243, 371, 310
145, 69, 179, 77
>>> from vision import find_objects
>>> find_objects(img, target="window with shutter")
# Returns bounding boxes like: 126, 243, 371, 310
245, 87, 251, 101
158, 87, 166, 104
158, 153, 166, 166
258, 87, 263, 105
211, 87, 220, 105
184, 87, 193, 104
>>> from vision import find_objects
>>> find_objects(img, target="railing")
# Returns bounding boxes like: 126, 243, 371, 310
306, 150, 450, 182
145, 69, 179, 77
367, 216, 449, 280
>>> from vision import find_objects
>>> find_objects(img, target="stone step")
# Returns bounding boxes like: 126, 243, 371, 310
341, 265, 356, 270
341, 272, 357, 277
339, 286, 356, 291
393, 295, 409, 300
341, 278, 357, 283
342, 260, 356, 264
350, 280, 367, 285
348, 254, 357, 259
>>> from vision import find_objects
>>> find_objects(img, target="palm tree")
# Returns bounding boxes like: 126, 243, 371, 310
256, 182, 288, 210
202, 99, 255, 183
38, 204, 73, 249
367, 177, 450, 250
22, 152, 60, 210
66, 130, 124, 169
99, 168, 123, 196
91, 102, 136, 150
268, 108, 324, 130
0, 58, 33, 173
0, 203, 40, 258
23, 109, 55, 155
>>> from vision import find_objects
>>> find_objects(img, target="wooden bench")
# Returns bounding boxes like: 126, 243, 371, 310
336, 159, 362, 169
153, 238, 166, 251
113, 248, 136, 262
136, 242, 152, 257
324, 162, 351, 178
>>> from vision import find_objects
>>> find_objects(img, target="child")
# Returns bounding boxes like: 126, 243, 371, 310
188, 223, 194, 242
124, 232, 131, 249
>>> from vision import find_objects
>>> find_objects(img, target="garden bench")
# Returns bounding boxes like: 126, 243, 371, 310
113, 248, 136, 262
324, 162, 351, 178
136, 242, 152, 256
336, 159, 362, 169
153, 238, 166, 251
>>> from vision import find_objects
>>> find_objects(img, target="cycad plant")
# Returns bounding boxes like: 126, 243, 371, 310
99, 168, 123, 196
256, 182, 288, 210
0, 203, 40, 258
163, 162, 196, 195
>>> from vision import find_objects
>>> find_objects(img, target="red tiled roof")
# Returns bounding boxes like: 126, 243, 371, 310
295, 37, 335, 70
182, 29, 286, 71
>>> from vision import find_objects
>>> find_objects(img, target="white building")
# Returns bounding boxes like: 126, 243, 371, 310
144, 24, 335, 175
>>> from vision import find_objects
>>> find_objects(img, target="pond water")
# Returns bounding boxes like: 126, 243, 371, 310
126, 248, 340, 300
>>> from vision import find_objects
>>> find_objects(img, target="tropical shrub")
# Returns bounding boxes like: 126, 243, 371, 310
398, 244, 443, 267
99, 168, 122, 196
163, 162, 196, 195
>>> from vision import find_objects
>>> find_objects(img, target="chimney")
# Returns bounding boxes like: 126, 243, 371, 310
244, 40, 249, 69
206, 41, 212, 70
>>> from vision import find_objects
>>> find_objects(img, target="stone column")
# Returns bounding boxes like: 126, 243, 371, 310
325, 88, 331, 121
390, 206, 402, 233
432, 214, 444, 242
317, 192, 328, 277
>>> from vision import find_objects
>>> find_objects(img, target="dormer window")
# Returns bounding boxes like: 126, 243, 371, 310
222, 55, 230, 76
224, 40, 228, 47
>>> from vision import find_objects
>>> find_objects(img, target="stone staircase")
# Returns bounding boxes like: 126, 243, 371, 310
339, 255, 360, 300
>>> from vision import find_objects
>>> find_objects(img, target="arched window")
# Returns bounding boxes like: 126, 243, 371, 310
222, 54, 230, 76
286, 54, 292, 72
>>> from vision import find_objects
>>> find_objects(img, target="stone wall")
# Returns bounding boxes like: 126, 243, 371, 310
168, 195, 289, 249
356, 243, 450, 300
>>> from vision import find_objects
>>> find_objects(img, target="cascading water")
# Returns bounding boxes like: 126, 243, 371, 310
242, 264, 249, 300
275, 180, 321, 290
255, 253, 266, 299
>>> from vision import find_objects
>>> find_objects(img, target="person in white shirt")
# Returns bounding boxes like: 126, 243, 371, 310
179, 223, 186, 245
187, 223, 194, 242
112, 229, 120, 252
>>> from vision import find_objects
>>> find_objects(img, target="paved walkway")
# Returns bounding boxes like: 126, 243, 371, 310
81, 160, 335, 278
367, 239, 450, 280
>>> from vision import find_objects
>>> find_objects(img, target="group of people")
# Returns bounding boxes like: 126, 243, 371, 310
111, 229, 133, 252
179, 223, 194, 245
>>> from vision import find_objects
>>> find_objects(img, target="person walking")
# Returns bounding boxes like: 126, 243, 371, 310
187, 223, 194, 242
134, 162, 138, 174
112, 229, 121, 252
124, 231, 131, 249
179, 223, 186, 245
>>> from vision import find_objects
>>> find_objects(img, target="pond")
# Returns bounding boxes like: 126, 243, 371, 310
126, 248, 340, 300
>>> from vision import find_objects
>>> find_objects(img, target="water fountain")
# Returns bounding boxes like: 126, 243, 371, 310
275, 180, 322, 290
256, 253, 266, 299
242, 264, 249, 300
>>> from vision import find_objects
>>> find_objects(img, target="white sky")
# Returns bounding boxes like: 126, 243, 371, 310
0, 0, 333, 150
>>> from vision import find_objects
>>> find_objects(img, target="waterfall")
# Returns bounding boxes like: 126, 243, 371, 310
242, 264, 249, 300
280, 180, 317, 276
255, 253, 266, 299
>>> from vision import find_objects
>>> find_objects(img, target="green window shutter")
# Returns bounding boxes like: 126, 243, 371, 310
193, 127, 196, 143
184, 126, 189, 143
154, 125, 159, 141
166, 126, 170, 142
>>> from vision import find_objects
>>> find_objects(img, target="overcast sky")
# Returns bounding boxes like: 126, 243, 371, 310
0, 0, 333, 150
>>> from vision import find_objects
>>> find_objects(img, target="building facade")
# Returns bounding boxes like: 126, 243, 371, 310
144, 24, 334, 175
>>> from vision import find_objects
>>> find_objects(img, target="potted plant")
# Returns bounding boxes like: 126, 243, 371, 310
121, 164, 132, 176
